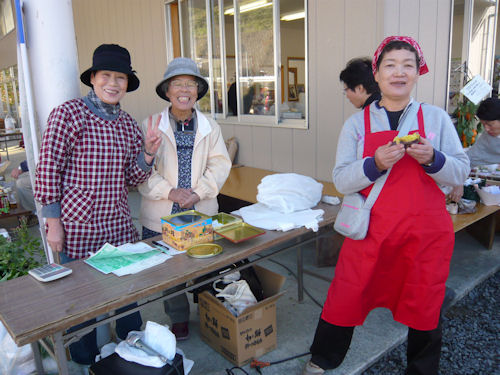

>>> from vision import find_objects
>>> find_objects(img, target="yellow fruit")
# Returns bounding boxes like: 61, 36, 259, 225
393, 132, 420, 144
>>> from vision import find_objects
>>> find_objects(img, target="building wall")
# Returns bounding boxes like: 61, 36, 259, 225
72, 0, 169, 124
1, 0, 452, 183
219, 0, 452, 182
0, 29, 16, 70
0, 0, 16, 70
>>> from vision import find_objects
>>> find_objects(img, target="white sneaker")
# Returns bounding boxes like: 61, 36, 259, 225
302, 360, 325, 375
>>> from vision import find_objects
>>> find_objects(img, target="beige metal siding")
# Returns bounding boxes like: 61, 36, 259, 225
219, 0, 451, 183
69, 0, 452, 184
72, 0, 168, 124
383, 0, 452, 108
0, 31, 16, 70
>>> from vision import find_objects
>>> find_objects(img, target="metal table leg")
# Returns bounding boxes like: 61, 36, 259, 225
3, 137, 9, 160
53, 332, 69, 375
31, 342, 45, 375
297, 245, 304, 302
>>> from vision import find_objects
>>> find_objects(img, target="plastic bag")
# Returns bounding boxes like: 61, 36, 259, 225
115, 321, 176, 368
256, 173, 323, 214
457, 198, 477, 214
214, 280, 257, 316
0, 321, 35, 375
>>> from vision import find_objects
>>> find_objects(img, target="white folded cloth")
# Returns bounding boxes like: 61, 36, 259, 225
256, 173, 323, 214
236, 203, 324, 232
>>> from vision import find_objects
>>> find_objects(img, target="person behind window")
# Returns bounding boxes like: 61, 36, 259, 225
138, 57, 231, 341
243, 84, 256, 114
34, 44, 162, 366
302, 36, 469, 375
449, 97, 500, 201
228, 81, 237, 115
339, 57, 381, 109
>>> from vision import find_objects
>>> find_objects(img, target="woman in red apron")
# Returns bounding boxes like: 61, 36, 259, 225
303, 37, 470, 375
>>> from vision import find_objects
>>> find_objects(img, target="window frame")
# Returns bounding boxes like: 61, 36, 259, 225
165, 0, 308, 129
446, 0, 499, 112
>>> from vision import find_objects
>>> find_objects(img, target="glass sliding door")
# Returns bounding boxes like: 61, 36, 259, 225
235, 0, 276, 119
179, 0, 211, 112
468, 0, 497, 84
210, 0, 225, 115
447, 0, 498, 112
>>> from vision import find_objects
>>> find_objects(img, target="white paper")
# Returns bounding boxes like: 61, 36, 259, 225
117, 242, 156, 254
152, 240, 185, 256
460, 75, 492, 105
112, 253, 171, 276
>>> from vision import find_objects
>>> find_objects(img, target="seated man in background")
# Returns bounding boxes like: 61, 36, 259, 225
466, 97, 500, 167
339, 57, 381, 109
449, 97, 500, 202
11, 160, 36, 212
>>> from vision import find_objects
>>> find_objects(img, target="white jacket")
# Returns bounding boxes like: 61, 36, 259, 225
138, 107, 231, 232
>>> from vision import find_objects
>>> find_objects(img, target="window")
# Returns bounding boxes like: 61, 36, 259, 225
166, 0, 308, 129
447, 0, 498, 112
0, 0, 14, 38
0, 65, 20, 122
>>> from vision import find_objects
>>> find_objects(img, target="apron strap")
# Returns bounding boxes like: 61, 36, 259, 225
364, 105, 371, 134
364, 103, 423, 136
417, 105, 426, 138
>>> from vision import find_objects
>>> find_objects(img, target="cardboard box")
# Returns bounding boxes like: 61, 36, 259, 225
161, 210, 213, 251
198, 265, 286, 366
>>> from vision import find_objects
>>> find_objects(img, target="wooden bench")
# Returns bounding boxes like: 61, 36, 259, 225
220, 166, 499, 267
0, 206, 33, 226
451, 203, 499, 249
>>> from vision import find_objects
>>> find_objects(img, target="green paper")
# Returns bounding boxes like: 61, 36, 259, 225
85, 243, 160, 274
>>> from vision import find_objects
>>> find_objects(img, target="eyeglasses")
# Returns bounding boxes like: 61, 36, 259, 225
169, 80, 198, 89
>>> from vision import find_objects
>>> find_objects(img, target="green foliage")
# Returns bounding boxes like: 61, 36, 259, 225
0, 223, 45, 282
453, 97, 480, 146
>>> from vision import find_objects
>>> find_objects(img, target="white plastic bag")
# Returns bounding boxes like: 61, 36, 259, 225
256, 173, 323, 214
115, 321, 176, 368
0, 321, 36, 375
214, 280, 257, 316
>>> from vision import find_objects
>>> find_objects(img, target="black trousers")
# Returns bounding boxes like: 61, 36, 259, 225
310, 317, 442, 375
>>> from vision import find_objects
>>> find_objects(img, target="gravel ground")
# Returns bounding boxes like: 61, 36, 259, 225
363, 271, 500, 375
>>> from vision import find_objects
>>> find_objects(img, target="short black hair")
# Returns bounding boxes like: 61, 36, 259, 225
339, 58, 380, 95
376, 41, 420, 72
476, 97, 500, 121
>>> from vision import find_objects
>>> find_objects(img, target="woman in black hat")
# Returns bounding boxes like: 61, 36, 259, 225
34, 44, 162, 365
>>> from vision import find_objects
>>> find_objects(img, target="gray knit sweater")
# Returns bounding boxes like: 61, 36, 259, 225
333, 98, 470, 195
465, 132, 500, 168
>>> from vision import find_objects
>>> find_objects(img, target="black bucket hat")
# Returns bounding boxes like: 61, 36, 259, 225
80, 44, 140, 92
155, 57, 209, 102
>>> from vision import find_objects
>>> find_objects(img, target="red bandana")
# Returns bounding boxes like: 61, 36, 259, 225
372, 36, 429, 76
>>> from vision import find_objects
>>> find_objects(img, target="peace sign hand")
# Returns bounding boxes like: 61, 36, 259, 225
144, 115, 162, 160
